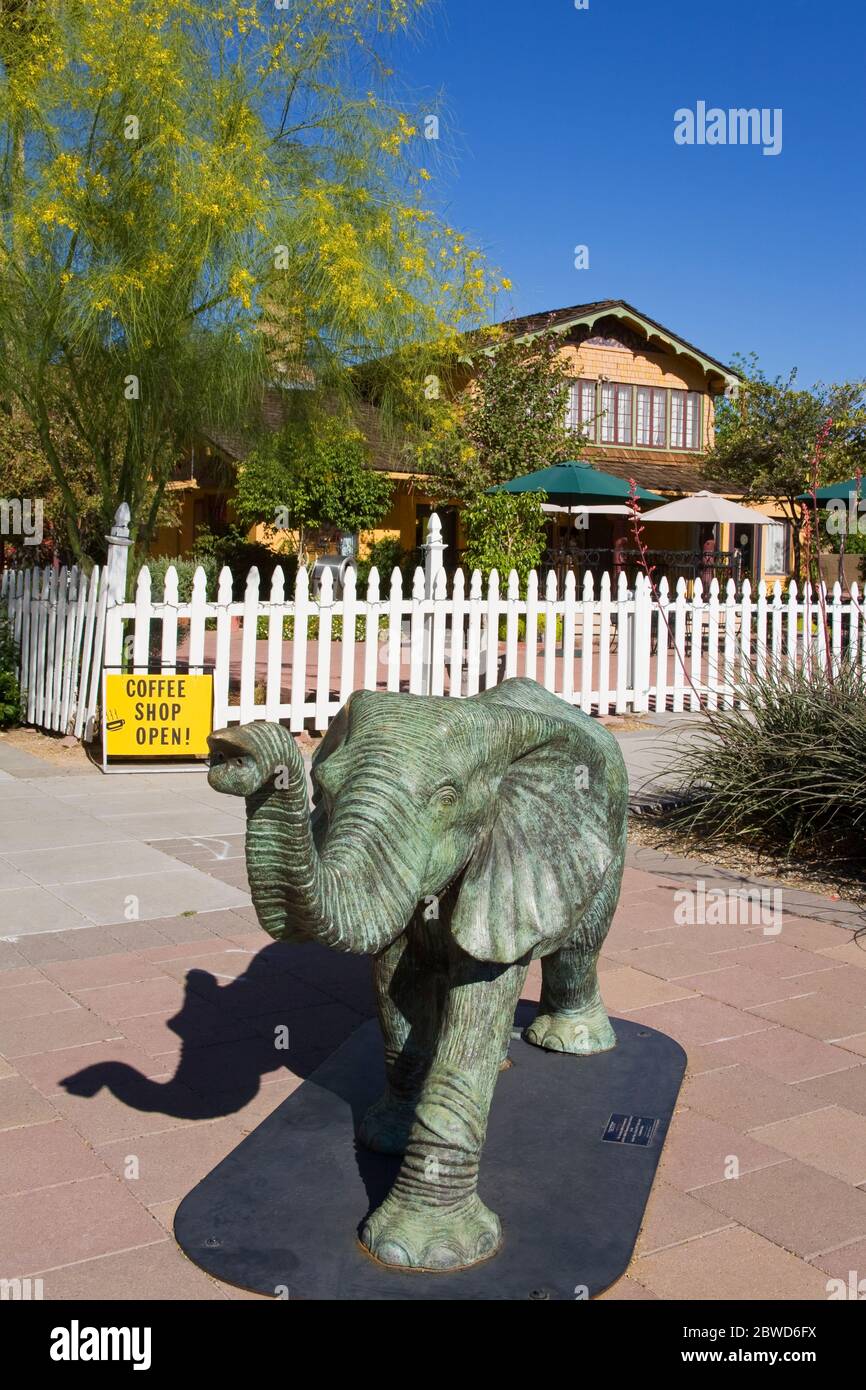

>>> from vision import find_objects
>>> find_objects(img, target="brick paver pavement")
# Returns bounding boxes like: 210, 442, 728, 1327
1, 733, 864, 1300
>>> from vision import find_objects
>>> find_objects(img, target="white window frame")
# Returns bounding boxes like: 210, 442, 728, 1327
566, 379, 598, 441
764, 521, 788, 574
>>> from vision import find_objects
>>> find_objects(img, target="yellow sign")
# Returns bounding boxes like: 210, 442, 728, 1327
104, 674, 213, 758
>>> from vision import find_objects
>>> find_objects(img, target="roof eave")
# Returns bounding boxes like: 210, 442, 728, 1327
508, 300, 740, 390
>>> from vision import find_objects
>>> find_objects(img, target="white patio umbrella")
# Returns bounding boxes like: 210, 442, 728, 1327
641, 491, 774, 525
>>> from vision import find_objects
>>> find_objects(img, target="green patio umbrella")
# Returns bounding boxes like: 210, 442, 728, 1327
796, 477, 863, 503
489, 460, 666, 507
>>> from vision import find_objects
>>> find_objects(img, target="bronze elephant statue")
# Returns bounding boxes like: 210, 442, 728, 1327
207, 677, 628, 1273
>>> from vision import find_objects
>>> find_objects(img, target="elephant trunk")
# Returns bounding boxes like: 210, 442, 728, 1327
208, 723, 418, 954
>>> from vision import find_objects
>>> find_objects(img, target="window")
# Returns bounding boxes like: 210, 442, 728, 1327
599, 383, 633, 444
671, 390, 703, 449
616, 385, 633, 445
637, 387, 667, 447
566, 379, 597, 440
685, 392, 702, 449
603, 386, 617, 439
670, 390, 685, 448
582, 382, 704, 450
764, 522, 788, 574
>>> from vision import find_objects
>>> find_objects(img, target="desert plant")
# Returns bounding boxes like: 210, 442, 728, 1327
0, 1, 499, 565
659, 658, 866, 871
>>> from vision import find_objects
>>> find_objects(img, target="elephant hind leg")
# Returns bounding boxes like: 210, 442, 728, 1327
523, 944, 615, 1055
523, 873, 620, 1056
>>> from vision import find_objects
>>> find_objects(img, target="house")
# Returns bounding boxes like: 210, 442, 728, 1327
436, 299, 789, 585
153, 299, 793, 584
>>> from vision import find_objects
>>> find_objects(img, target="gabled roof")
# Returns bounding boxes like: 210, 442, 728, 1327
496, 299, 739, 388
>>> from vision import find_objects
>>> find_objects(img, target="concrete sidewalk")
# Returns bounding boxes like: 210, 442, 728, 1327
0, 742, 250, 944
1, 729, 865, 1301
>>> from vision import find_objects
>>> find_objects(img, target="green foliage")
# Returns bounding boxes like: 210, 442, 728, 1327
463, 492, 547, 584
497, 612, 563, 642
0, 401, 117, 566
192, 525, 297, 594
709, 355, 866, 575
147, 554, 218, 603
252, 611, 386, 643
356, 536, 414, 587
422, 331, 576, 506
0, 615, 22, 727
659, 659, 866, 871
234, 416, 393, 555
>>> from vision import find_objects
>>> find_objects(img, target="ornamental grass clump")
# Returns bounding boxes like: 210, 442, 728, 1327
662, 659, 866, 873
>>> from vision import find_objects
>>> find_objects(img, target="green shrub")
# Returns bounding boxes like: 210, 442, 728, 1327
0, 615, 22, 727
253, 612, 387, 642
356, 537, 414, 588
463, 492, 547, 585
192, 526, 298, 593
659, 659, 866, 870
497, 612, 564, 642
147, 554, 218, 602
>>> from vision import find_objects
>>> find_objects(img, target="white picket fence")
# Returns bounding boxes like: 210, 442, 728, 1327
1, 563, 109, 739
4, 545, 866, 739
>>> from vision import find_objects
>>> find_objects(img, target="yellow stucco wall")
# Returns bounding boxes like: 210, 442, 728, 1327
361, 482, 422, 555
152, 480, 428, 562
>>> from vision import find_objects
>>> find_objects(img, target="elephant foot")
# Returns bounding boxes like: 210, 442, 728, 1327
524, 1003, 616, 1055
357, 1092, 418, 1155
359, 1193, 501, 1272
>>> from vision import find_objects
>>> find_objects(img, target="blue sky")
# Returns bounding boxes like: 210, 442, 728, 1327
394, 0, 865, 386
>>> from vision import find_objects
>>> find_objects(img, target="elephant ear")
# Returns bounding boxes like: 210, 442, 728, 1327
450, 679, 627, 964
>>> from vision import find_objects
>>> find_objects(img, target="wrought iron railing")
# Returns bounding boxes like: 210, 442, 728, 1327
543, 548, 746, 591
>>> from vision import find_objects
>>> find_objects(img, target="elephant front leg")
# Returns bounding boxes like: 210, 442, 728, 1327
358, 924, 444, 1156
359, 953, 527, 1272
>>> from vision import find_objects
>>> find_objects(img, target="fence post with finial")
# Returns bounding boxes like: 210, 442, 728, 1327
422, 512, 447, 694
103, 503, 132, 671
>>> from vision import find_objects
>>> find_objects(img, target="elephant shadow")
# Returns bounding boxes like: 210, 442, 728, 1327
59, 941, 538, 1219
59, 942, 377, 1120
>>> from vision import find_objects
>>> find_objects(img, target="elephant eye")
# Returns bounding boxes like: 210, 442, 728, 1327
434, 785, 459, 808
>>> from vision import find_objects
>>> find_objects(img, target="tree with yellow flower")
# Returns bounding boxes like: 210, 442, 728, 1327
0, 0, 500, 566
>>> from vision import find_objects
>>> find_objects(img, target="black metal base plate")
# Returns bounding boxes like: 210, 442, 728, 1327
174, 1006, 686, 1300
